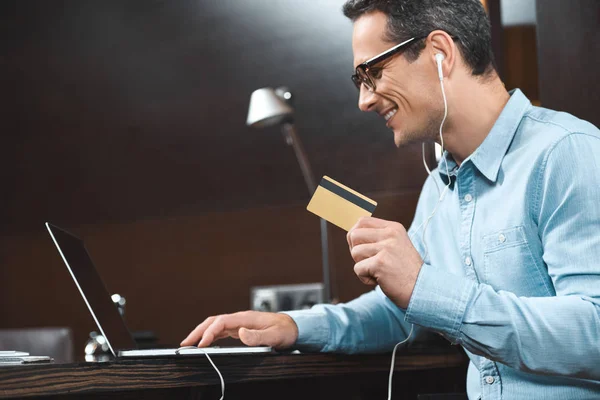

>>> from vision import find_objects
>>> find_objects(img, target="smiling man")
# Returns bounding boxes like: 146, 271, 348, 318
182, 1, 600, 398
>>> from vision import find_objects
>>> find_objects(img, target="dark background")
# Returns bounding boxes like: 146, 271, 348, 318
0, 0, 428, 354
0, 0, 427, 230
1, 0, 598, 359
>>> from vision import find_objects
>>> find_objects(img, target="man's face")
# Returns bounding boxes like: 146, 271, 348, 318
352, 11, 442, 147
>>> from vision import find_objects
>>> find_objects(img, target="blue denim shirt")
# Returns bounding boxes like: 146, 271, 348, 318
285, 89, 600, 399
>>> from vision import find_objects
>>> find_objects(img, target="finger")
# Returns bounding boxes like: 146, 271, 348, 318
239, 326, 282, 348
180, 316, 216, 346
350, 242, 380, 262
350, 216, 390, 231
197, 311, 269, 347
238, 327, 264, 347
348, 216, 368, 232
346, 230, 352, 250
198, 317, 226, 347
348, 227, 389, 248
353, 258, 378, 286
213, 329, 240, 341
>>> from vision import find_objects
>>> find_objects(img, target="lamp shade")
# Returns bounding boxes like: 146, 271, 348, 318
246, 88, 294, 128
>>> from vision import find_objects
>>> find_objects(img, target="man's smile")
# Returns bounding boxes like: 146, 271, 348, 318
383, 107, 398, 127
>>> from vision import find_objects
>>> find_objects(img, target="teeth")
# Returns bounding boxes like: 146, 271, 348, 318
384, 108, 397, 121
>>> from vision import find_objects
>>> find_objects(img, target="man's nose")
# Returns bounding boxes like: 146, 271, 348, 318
358, 85, 377, 112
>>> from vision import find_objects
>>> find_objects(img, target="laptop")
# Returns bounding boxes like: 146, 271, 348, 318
45, 222, 272, 358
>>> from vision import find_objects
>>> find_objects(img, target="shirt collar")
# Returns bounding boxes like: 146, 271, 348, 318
438, 88, 531, 183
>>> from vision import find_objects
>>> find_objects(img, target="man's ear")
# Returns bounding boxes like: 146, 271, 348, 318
427, 30, 456, 80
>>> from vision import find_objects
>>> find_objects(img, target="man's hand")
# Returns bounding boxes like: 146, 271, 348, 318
180, 311, 299, 349
347, 217, 423, 309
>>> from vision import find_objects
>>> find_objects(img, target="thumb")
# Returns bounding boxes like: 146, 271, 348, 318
239, 327, 271, 347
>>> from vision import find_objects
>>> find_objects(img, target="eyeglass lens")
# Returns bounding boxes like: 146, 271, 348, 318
353, 67, 374, 91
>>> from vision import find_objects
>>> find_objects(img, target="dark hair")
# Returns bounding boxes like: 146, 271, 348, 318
343, 0, 496, 76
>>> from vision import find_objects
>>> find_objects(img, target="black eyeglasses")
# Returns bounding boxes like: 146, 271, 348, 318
351, 36, 426, 92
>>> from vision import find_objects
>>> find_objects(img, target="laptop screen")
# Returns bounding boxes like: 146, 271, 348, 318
46, 223, 137, 356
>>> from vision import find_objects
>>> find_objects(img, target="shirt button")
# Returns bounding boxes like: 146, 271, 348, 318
498, 233, 506, 243
465, 256, 472, 266
464, 194, 473, 202
485, 376, 495, 384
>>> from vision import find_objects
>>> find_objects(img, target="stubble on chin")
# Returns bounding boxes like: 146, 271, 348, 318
393, 115, 441, 148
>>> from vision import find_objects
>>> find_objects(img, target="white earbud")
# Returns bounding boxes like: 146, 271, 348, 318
435, 53, 445, 81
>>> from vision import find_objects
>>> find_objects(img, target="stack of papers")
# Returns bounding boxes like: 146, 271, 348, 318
0, 351, 53, 365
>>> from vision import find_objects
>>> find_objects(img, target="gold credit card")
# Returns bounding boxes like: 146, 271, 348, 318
306, 176, 377, 231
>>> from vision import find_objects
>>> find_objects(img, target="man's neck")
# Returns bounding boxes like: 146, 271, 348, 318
442, 74, 510, 165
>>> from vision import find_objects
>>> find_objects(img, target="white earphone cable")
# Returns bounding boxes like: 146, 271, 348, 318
203, 352, 225, 400
387, 56, 451, 400
418, 58, 452, 262
176, 347, 225, 399
387, 324, 414, 400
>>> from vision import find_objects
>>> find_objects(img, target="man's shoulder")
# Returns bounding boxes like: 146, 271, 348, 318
520, 106, 600, 145
510, 106, 600, 183
508, 105, 600, 167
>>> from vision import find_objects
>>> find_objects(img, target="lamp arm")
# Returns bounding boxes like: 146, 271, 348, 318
281, 122, 332, 303
282, 123, 317, 194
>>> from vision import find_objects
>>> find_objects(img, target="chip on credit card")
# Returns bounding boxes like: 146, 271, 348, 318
306, 176, 377, 231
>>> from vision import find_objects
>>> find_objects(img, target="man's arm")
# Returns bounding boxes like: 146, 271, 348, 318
180, 287, 428, 352
246, 177, 442, 353
284, 287, 423, 353
181, 189, 436, 352
181, 175, 440, 351
406, 133, 600, 379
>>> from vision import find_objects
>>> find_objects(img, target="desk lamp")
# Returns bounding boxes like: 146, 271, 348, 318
246, 87, 332, 303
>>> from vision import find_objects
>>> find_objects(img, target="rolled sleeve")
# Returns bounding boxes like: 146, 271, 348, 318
281, 289, 419, 353
405, 263, 477, 344
281, 309, 330, 352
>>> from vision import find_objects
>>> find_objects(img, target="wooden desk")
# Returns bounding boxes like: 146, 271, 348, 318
0, 347, 468, 399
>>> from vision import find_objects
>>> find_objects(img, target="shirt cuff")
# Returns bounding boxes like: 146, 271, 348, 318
280, 308, 330, 352
405, 263, 477, 344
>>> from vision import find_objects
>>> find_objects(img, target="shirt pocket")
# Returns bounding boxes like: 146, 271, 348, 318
482, 226, 552, 296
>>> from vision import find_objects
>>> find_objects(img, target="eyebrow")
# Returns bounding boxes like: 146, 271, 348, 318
353, 37, 418, 70
353, 56, 369, 70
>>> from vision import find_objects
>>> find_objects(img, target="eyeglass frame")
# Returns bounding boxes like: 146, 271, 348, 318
351, 35, 428, 92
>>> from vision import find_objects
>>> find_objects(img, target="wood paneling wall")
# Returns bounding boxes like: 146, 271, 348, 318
0, 0, 427, 233
0, 0, 529, 359
502, 25, 539, 102
0, 0, 428, 356
536, 0, 600, 127
0, 192, 420, 354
